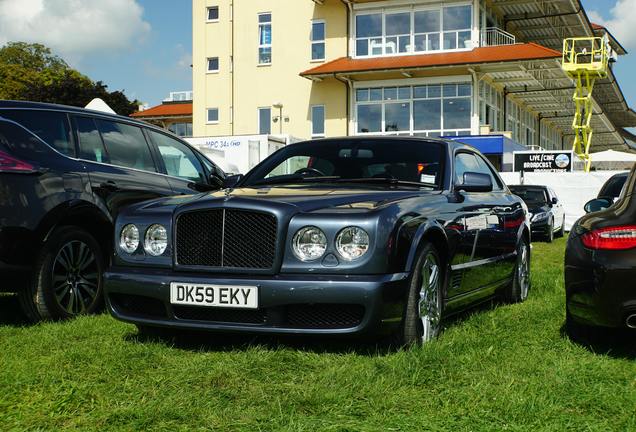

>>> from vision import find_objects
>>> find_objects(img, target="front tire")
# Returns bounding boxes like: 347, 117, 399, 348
18, 226, 104, 322
397, 243, 444, 347
503, 237, 530, 304
556, 216, 566, 238
545, 219, 554, 243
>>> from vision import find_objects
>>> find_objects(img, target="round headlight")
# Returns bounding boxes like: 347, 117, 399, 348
120, 224, 139, 254
336, 227, 370, 261
144, 224, 168, 256
292, 226, 327, 261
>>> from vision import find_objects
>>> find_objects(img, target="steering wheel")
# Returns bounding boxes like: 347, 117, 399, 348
294, 167, 326, 177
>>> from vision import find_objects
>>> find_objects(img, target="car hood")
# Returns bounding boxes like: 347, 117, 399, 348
527, 204, 550, 215
136, 185, 439, 215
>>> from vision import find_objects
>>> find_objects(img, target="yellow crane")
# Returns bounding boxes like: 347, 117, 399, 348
561, 37, 609, 172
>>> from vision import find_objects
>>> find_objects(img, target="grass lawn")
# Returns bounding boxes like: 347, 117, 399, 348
1, 237, 635, 431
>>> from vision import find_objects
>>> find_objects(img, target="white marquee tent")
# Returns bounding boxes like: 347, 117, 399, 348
590, 149, 636, 170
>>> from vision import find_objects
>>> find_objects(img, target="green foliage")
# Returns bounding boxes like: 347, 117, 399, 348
0, 42, 139, 116
0, 238, 635, 431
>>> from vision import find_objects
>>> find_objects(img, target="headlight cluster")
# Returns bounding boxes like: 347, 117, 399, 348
119, 224, 168, 256
292, 226, 370, 262
531, 212, 549, 222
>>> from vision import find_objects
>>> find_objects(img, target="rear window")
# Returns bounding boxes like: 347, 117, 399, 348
0, 109, 74, 157
599, 175, 627, 200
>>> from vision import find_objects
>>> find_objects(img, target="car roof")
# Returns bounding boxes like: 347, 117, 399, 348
0, 100, 137, 122
508, 185, 548, 190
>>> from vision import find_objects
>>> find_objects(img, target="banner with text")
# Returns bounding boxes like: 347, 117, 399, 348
513, 151, 573, 172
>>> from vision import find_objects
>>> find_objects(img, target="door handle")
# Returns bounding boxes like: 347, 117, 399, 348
100, 180, 119, 191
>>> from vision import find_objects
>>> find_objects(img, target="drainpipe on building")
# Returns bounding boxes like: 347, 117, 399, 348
230, 0, 235, 135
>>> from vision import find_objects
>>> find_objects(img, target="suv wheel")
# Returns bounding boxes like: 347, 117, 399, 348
19, 226, 104, 321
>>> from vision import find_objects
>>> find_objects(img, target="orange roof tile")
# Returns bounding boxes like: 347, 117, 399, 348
300, 43, 562, 77
130, 102, 192, 118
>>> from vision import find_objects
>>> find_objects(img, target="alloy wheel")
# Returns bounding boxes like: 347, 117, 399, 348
418, 252, 441, 342
51, 240, 99, 314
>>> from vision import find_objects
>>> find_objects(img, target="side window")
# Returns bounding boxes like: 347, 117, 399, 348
454, 152, 481, 185
95, 120, 157, 172
75, 116, 108, 163
455, 152, 500, 190
474, 154, 502, 190
0, 109, 74, 157
147, 130, 205, 182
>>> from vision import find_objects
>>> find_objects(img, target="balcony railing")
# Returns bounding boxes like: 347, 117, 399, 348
480, 27, 516, 47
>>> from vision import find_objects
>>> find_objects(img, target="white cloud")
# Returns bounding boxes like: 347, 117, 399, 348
0, 0, 151, 61
588, 0, 636, 49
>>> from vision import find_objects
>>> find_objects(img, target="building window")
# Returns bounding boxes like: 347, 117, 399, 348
207, 108, 219, 124
355, 4, 472, 57
258, 107, 271, 134
311, 105, 325, 137
311, 20, 326, 61
168, 122, 193, 137
355, 83, 471, 136
207, 6, 219, 22
258, 13, 272, 64
207, 57, 219, 73
479, 81, 501, 132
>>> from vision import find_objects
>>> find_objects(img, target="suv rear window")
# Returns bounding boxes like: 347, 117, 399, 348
0, 109, 74, 157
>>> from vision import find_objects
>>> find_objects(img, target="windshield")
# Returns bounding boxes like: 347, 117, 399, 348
509, 187, 547, 205
243, 138, 444, 188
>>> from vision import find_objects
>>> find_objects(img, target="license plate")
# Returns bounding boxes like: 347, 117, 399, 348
170, 283, 258, 309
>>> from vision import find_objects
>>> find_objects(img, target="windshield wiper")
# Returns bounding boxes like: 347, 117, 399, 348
333, 177, 437, 188
251, 175, 342, 186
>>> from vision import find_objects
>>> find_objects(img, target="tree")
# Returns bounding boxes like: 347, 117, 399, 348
0, 42, 140, 115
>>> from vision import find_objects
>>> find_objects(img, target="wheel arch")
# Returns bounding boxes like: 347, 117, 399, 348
403, 221, 450, 274
35, 200, 114, 260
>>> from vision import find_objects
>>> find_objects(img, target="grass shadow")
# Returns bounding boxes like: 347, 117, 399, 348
559, 322, 636, 360
123, 328, 397, 356
0, 293, 30, 326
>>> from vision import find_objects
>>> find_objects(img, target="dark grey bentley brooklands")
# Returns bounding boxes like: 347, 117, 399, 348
104, 137, 531, 345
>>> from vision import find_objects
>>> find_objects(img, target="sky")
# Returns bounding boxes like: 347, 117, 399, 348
0, 0, 635, 109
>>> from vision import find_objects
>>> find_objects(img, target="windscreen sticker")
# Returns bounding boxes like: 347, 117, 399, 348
420, 174, 436, 184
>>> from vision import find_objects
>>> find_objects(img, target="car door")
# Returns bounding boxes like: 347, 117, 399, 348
72, 115, 174, 217
145, 128, 222, 194
449, 151, 514, 299
549, 187, 564, 228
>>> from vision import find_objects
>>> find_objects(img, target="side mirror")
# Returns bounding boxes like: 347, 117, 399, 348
208, 172, 225, 189
551, 197, 558, 205
584, 198, 612, 213
456, 172, 493, 193
223, 174, 243, 189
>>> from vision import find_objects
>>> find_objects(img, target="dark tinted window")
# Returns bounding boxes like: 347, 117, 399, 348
0, 109, 74, 157
599, 175, 627, 199
147, 130, 204, 181
95, 120, 157, 172
244, 139, 444, 187
509, 186, 548, 205
75, 116, 108, 163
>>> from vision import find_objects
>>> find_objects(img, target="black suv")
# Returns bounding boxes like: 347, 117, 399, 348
0, 101, 224, 322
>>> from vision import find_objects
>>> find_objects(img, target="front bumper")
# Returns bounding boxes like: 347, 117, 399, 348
530, 218, 551, 237
565, 234, 636, 328
104, 267, 410, 336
